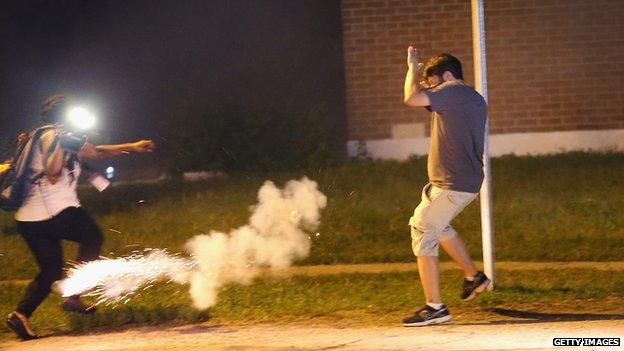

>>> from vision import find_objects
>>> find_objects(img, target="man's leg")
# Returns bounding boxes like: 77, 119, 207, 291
15, 221, 64, 318
409, 184, 452, 305
404, 185, 480, 326
440, 230, 478, 278
7, 220, 63, 340
55, 207, 103, 313
404, 226, 451, 327
58, 207, 104, 262
439, 226, 490, 301
417, 255, 442, 304
404, 183, 452, 327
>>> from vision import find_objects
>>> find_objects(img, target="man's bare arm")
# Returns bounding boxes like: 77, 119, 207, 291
79, 140, 155, 160
403, 46, 431, 107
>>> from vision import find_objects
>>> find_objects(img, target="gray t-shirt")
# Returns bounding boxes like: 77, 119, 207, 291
424, 80, 487, 193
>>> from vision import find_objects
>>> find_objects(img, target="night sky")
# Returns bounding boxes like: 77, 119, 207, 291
0, 0, 345, 147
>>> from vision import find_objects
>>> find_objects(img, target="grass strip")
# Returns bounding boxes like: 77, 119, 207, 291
1, 152, 623, 280
0, 268, 622, 340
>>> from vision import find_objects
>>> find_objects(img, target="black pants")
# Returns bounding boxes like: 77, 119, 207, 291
15, 207, 103, 317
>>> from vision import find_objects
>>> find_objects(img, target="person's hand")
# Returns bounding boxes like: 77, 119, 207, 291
407, 46, 423, 70
130, 140, 155, 153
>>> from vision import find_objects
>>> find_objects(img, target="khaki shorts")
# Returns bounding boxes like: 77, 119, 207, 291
409, 183, 478, 256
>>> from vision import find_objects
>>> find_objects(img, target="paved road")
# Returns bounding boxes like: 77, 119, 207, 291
3, 319, 623, 351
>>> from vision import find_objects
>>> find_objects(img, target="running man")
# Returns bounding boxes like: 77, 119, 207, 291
401, 47, 490, 327
6, 95, 155, 340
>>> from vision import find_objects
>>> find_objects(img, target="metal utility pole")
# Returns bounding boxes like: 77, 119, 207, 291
471, 0, 495, 290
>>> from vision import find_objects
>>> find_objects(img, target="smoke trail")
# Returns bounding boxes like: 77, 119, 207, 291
186, 176, 327, 309
59, 249, 193, 304
59, 177, 326, 309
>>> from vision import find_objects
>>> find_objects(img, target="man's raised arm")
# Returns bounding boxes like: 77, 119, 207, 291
403, 46, 431, 107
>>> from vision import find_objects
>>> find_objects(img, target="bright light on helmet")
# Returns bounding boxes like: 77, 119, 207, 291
66, 106, 96, 130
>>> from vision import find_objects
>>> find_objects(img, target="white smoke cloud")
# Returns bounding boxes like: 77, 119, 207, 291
186, 177, 327, 309
59, 177, 326, 310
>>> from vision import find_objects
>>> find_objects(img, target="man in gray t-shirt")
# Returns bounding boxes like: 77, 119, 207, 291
400, 49, 490, 327
426, 80, 487, 193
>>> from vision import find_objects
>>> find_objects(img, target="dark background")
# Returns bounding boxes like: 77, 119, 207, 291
0, 0, 346, 174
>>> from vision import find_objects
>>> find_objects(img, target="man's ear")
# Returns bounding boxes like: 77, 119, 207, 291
442, 71, 456, 81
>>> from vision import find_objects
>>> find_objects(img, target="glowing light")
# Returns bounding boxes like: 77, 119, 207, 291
67, 106, 96, 130
106, 166, 115, 179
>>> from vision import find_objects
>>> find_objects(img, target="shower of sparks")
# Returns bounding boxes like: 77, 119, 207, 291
59, 249, 195, 306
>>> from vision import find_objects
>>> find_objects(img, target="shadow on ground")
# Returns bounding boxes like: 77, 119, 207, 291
458, 308, 624, 326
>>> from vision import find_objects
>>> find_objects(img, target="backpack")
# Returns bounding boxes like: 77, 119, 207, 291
0, 125, 56, 212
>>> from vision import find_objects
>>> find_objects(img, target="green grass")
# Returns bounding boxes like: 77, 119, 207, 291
1, 152, 624, 281
1, 268, 622, 339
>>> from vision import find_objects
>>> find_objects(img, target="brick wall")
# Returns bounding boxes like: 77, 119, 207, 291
341, 0, 624, 141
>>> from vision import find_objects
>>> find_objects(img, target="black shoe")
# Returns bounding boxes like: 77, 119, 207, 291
402, 305, 452, 327
461, 271, 491, 301
6, 312, 39, 340
62, 296, 97, 314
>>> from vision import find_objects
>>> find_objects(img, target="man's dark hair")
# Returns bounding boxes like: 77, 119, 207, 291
40, 94, 68, 123
423, 53, 463, 80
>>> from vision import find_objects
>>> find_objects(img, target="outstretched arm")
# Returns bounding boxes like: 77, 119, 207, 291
79, 140, 155, 160
403, 46, 431, 107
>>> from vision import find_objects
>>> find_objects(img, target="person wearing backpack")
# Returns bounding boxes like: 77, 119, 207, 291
6, 95, 155, 340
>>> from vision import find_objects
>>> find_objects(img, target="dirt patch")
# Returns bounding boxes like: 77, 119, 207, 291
3, 301, 624, 351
